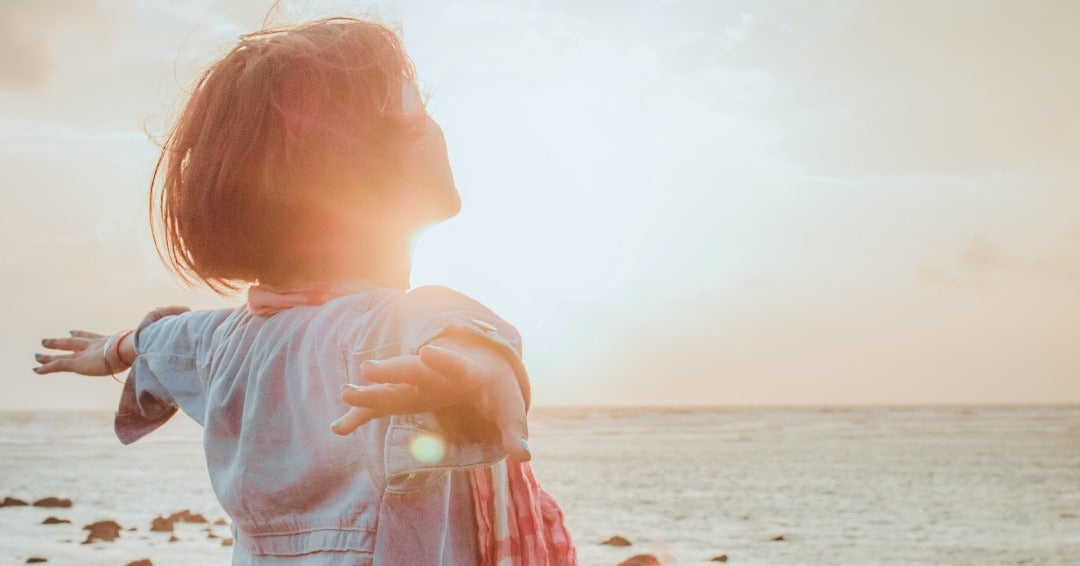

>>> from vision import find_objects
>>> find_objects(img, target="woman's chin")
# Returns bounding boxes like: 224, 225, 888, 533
441, 190, 462, 219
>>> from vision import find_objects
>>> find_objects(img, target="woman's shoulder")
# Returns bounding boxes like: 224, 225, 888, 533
397, 284, 489, 312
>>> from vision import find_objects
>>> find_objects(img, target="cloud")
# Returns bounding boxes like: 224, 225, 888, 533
721, 1, 1080, 179
954, 233, 1017, 273
0, 0, 107, 94
922, 232, 1079, 288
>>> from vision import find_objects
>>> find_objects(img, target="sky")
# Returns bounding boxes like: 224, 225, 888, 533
1, 0, 1077, 410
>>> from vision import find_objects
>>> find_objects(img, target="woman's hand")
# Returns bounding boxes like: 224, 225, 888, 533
332, 339, 531, 462
34, 330, 116, 376
34, 307, 187, 377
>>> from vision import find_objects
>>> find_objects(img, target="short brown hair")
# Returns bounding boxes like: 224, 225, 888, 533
151, 18, 421, 292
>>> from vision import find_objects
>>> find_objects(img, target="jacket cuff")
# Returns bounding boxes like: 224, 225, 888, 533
114, 375, 178, 445
384, 412, 507, 481
112, 307, 189, 444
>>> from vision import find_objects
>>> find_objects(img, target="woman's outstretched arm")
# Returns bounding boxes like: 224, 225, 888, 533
35, 308, 531, 461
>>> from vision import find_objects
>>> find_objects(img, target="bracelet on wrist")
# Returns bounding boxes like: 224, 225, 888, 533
114, 330, 134, 368
102, 331, 133, 384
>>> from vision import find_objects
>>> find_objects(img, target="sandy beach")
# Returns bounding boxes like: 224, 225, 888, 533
3, 406, 1080, 565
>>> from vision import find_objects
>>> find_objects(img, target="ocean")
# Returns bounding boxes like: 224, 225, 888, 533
1, 406, 1078, 565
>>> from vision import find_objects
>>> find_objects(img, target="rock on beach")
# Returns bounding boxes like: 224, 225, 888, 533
32, 497, 73, 508
150, 516, 174, 532
125, 560, 153, 566
41, 517, 71, 525
25, 558, 47, 564
600, 535, 633, 547
1, 496, 29, 507
168, 509, 208, 524
617, 554, 661, 566
150, 509, 210, 532
82, 520, 123, 543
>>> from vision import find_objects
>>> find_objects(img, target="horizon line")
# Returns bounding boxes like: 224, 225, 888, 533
2, 401, 1078, 414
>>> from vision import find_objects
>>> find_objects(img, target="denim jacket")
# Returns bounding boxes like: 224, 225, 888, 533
114, 285, 527, 564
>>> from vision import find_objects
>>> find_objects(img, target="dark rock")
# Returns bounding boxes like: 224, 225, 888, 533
214, 518, 228, 526
168, 535, 179, 543
710, 555, 729, 562
150, 516, 174, 532
41, 517, 71, 525
617, 555, 661, 566
770, 535, 785, 542
600, 535, 632, 547
163, 509, 208, 524
32, 497, 72, 508
1, 496, 29, 507
125, 560, 153, 566
222, 538, 234, 547
208, 532, 220, 539
25, 558, 47, 564
82, 520, 122, 543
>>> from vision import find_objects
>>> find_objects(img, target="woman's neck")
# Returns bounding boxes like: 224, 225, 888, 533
356, 240, 413, 289
261, 233, 414, 291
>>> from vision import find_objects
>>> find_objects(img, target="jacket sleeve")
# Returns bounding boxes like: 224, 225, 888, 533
114, 306, 234, 444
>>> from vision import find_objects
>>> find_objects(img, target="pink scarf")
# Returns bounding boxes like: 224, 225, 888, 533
247, 282, 376, 316
246, 284, 577, 564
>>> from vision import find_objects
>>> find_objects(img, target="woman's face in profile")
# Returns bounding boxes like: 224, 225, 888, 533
395, 82, 461, 224
342, 83, 460, 238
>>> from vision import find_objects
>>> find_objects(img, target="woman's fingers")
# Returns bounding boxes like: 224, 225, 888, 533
40, 336, 91, 352
35, 335, 96, 373
360, 355, 449, 387
331, 353, 477, 436
339, 382, 424, 420
418, 344, 471, 381
34, 353, 71, 365
35, 332, 112, 376
35, 330, 108, 372
329, 406, 379, 435
33, 357, 76, 374
69, 330, 105, 339
335, 381, 450, 435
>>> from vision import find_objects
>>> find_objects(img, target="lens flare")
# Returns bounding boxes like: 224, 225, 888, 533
409, 432, 446, 464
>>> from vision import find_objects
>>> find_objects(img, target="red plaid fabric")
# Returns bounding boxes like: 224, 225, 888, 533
470, 460, 577, 565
